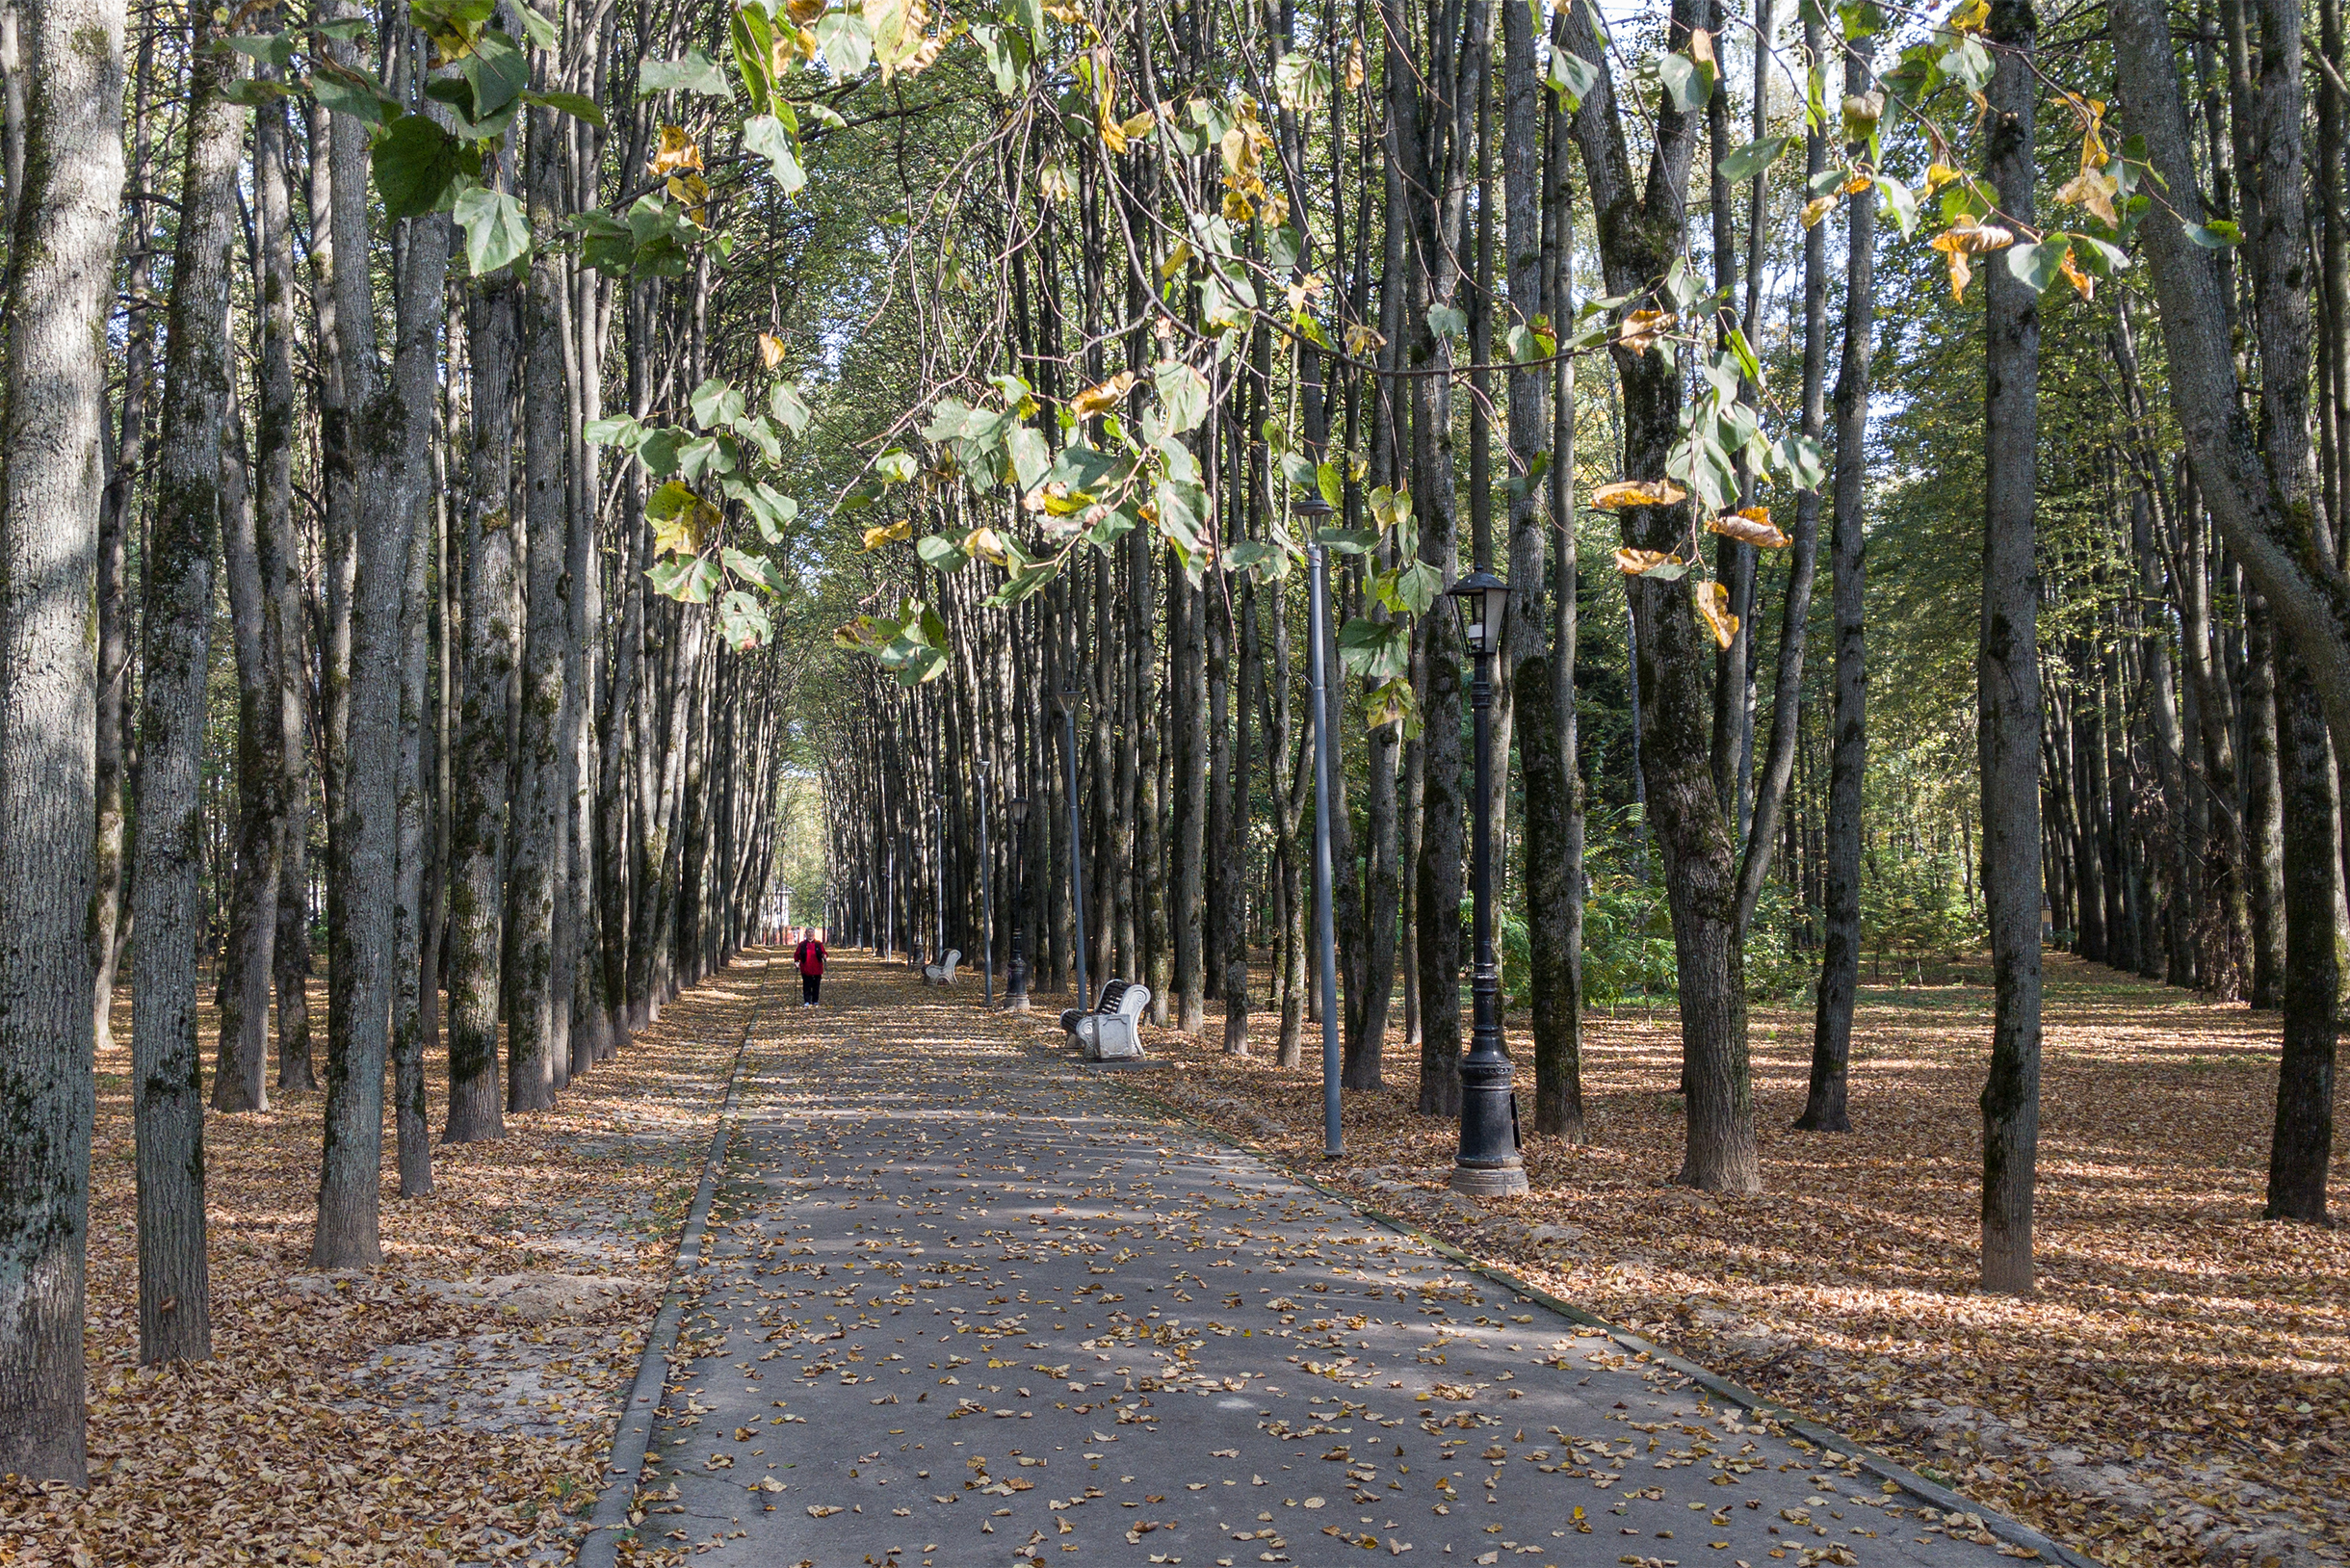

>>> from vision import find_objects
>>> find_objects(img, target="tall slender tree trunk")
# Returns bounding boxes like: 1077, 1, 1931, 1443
1977, 0, 2046, 1294
134, 12, 244, 1362
508, 102, 570, 1114
1802, 31, 1872, 1134
214, 370, 280, 1115
446, 263, 523, 1144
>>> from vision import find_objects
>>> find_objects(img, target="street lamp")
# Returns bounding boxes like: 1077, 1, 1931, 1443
1058, 680, 1092, 1014
1446, 566, 1528, 1197
1296, 489, 1343, 1159
1005, 795, 1031, 1010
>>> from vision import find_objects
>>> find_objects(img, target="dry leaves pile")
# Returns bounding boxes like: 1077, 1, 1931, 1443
0, 954, 775, 1566
1072, 954, 2348, 1568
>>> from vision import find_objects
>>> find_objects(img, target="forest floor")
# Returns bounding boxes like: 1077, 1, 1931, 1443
1030, 950, 2347, 1568
0, 948, 779, 1567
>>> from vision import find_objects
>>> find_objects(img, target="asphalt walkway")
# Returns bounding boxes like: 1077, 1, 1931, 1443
630, 959, 2023, 1568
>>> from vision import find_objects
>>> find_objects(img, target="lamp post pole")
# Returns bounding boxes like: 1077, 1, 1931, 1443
979, 769, 995, 1007
1059, 683, 1091, 1012
1448, 568, 1528, 1196
1005, 796, 1031, 1010
1296, 490, 1344, 1159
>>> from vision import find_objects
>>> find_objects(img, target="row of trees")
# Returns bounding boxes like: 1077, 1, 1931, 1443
796, 0, 2342, 1299
0, 0, 806, 1485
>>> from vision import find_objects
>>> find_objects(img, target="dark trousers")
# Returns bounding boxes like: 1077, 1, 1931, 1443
801, 972, 821, 1005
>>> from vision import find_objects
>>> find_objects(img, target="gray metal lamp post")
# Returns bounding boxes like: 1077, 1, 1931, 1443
1446, 567, 1528, 1196
1005, 795, 1031, 1010
1058, 682, 1092, 1012
1295, 490, 1344, 1159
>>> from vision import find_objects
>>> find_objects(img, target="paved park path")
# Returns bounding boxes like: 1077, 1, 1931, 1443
629, 958, 2024, 1568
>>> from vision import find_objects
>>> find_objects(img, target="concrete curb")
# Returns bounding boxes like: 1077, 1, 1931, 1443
572, 990, 766, 1568
1100, 1070, 2102, 1568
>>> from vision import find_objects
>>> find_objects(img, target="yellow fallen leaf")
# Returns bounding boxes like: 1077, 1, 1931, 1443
1615, 548, 1675, 576
759, 332, 786, 370
1617, 308, 1675, 353
650, 123, 702, 176
1697, 580, 1740, 648
861, 518, 912, 551
1069, 371, 1137, 418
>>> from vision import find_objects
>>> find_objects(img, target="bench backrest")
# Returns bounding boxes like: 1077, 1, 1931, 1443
1095, 980, 1128, 1014
940, 949, 960, 971
1114, 985, 1150, 1022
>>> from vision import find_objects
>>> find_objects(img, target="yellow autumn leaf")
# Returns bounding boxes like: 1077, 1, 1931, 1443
1614, 547, 1675, 576
1801, 195, 1838, 228
1119, 108, 1158, 141
1941, 248, 1974, 301
1069, 371, 1137, 418
1697, 580, 1740, 648
861, 518, 913, 551
1688, 26, 1714, 65
1345, 321, 1387, 357
963, 526, 1011, 565
1286, 273, 1325, 312
759, 333, 787, 370
2055, 165, 2120, 226
1841, 172, 1872, 196
1617, 308, 1675, 353
1591, 478, 1688, 510
1707, 508, 1791, 549
651, 124, 702, 176
1928, 215, 2015, 301
1343, 37, 1366, 91
786, 0, 823, 19
1948, 0, 1990, 30
1924, 162, 1964, 192
2058, 248, 2097, 301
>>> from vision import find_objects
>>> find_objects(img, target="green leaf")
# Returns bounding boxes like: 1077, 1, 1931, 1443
1008, 425, 1051, 490
583, 413, 640, 446
769, 381, 812, 437
915, 535, 971, 570
222, 77, 294, 106
370, 114, 473, 219
1724, 327, 1762, 386
314, 59, 403, 124
1154, 360, 1210, 434
875, 449, 919, 484
636, 426, 687, 476
730, 4, 776, 113
690, 376, 745, 430
721, 546, 792, 595
2183, 219, 2241, 248
638, 48, 733, 98
743, 114, 807, 195
718, 588, 773, 649
1425, 304, 1468, 342
1716, 133, 1790, 183
1337, 616, 1412, 682
1544, 44, 1599, 110
2004, 237, 2069, 293
970, 21, 1029, 96
521, 89, 607, 128
1875, 174, 1919, 239
459, 28, 529, 118
454, 183, 531, 274
1316, 527, 1381, 555
1316, 459, 1343, 507
513, 0, 557, 46
1658, 49, 1716, 112
222, 31, 295, 67
814, 12, 874, 76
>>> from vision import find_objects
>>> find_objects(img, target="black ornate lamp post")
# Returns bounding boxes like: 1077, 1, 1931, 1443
1005, 795, 1031, 1010
1446, 567, 1527, 1197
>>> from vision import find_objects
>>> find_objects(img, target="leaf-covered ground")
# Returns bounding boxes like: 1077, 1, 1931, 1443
0, 952, 777, 1567
986, 953, 2346, 1568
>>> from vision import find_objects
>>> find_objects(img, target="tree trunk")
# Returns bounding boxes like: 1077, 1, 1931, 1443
1801, 26, 1870, 1134
1977, 0, 2046, 1295
446, 268, 522, 1144
214, 374, 280, 1115
2270, 664, 2341, 1222
0, 0, 124, 1479
134, 13, 244, 1362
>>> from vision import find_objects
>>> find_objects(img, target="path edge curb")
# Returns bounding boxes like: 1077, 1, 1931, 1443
572, 979, 765, 1568
1091, 1064, 2101, 1568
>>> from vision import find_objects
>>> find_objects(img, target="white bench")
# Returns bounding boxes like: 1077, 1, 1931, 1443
1075, 983, 1149, 1060
923, 949, 961, 986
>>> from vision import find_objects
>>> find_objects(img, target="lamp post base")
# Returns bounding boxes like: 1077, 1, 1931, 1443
1448, 1163, 1529, 1198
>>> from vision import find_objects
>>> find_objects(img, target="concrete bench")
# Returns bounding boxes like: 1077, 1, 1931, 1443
1074, 983, 1149, 1061
923, 949, 961, 986
1060, 980, 1129, 1035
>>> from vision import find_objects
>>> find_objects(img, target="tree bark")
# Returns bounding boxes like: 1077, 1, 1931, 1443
135, 10, 244, 1361
1977, 0, 2046, 1295
0, 0, 123, 1480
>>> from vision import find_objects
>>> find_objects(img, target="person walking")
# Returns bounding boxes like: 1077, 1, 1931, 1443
794, 928, 825, 1008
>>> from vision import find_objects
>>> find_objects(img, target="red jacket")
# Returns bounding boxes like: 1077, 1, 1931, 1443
795, 938, 825, 977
